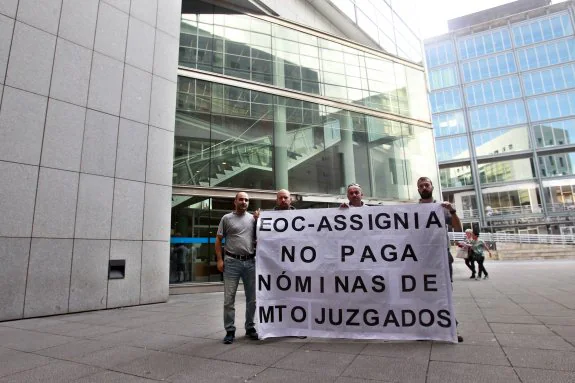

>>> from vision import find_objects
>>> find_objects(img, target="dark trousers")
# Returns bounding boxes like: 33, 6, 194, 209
476, 256, 488, 277
464, 258, 476, 276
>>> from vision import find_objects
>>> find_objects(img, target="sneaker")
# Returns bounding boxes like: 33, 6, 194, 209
246, 328, 259, 340
223, 331, 235, 344
483, 275, 489, 280
475, 277, 479, 280
457, 334, 464, 343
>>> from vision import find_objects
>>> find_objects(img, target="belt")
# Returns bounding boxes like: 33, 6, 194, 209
225, 250, 255, 260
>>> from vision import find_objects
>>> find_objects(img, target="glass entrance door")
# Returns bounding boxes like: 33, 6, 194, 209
170, 193, 340, 284
170, 195, 269, 284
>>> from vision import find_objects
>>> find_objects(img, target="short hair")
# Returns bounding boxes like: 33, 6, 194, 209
465, 228, 473, 234
417, 177, 432, 186
347, 183, 361, 190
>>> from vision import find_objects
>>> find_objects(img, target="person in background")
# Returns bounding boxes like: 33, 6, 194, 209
458, 228, 476, 279
174, 243, 189, 283
463, 229, 492, 280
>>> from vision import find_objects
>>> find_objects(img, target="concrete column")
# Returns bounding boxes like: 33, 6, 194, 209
340, 111, 356, 186
528, 187, 540, 213
273, 58, 288, 189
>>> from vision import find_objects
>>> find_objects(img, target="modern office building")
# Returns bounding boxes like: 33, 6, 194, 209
0, 0, 433, 321
171, 0, 433, 285
425, 0, 575, 235
0, 0, 181, 322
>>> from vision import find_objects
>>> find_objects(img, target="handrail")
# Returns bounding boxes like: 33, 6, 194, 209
458, 205, 548, 220
173, 136, 272, 167
486, 205, 543, 216
448, 232, 575, 245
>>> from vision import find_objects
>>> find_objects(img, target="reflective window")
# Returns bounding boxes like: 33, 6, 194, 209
179, 13, 427, 119
394, 64, 430, 121
517, 37, 575, 71
401, 124, 441, 200
522, 63, 575, 96
429, 88, 462, 113
425, 40, 456, 68
367, 119, 435, 200
464, 76, 522, 107
538, 151, 575, 177
473, 126, 531, 157
462, 52, 516, 83
365, 116, 402, 198
457, 28, 511, 60
175, 78, 275, 190
393, 15, 423, 63
483, 186, 541, 216
439, 165, 473, 188
432, 111, 466, 137
543, 182, 575, 212
329, 0, 422, 62
478, 158, 535, 184
435, 136, 470, 162
428, 65, 458, 90
512, 12, 573, 47
528, 91, 575, 122
469, 100, 527, 131
175, 77, 434, 199
533, 119, 575, 147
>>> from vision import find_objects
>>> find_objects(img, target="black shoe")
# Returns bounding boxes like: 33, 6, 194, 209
223, 331, 235, 344
246, 328, 259, 340
457, 334, 464, 343
469, 274, 475, 279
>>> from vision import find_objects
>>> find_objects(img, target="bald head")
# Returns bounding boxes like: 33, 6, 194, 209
234, 192, 249, 213
276, 189, 291, 210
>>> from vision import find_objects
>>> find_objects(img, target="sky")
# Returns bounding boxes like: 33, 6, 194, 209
415, 0, 561, 39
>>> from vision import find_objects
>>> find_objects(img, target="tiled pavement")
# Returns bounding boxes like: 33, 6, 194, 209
1, 260, 574, 382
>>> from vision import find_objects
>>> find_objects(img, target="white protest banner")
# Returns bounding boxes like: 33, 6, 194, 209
256, 203, 457, 343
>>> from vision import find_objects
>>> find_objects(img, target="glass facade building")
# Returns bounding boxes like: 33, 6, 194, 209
329, 0, 423, 63
425, 1, 575, 235
171, 0, 433, 283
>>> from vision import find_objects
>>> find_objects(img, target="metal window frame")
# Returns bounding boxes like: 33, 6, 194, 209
178, 66, 432, 128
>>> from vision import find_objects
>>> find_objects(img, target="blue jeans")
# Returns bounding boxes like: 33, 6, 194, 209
223, 256, 256, 333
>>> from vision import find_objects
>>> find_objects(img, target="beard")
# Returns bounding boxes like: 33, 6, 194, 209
419, 190, 433, 200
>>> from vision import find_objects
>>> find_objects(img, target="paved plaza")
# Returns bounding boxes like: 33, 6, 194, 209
1, 260, 574, 382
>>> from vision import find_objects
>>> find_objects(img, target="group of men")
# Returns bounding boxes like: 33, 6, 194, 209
215, 177, 462, 344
